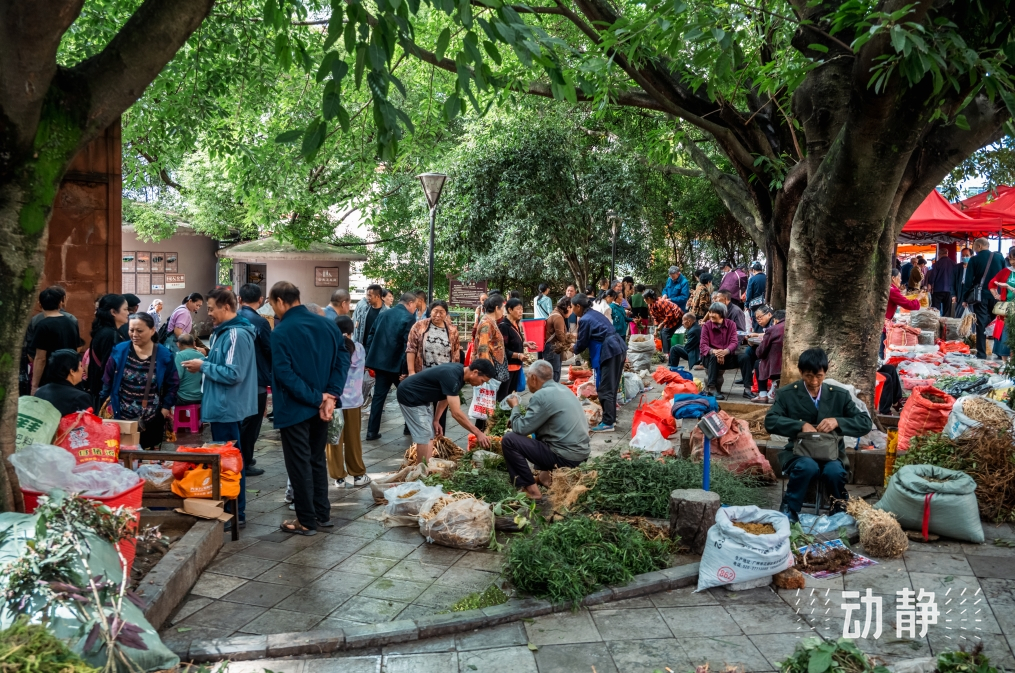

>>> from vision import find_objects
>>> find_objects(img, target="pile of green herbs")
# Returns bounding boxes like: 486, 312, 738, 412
0, 618, 100, 673
448, 585, 509, 612
423, 463, 517, 503
893, 432, 971, 475
580, 449, 766, 518
487, 405, 522, 437
778, 637, 890, 673
505, 515, 672, 606
937, 643, 998, 673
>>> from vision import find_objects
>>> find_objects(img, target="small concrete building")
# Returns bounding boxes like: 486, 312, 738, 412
216, 237, 367, 307
121, 224, 217, 326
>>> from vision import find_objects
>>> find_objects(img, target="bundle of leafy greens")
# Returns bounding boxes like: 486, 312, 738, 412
505, 515, 671, 606
581, 449, 766, 518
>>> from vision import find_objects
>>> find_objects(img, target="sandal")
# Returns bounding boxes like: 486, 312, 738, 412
280, 520, 317, 536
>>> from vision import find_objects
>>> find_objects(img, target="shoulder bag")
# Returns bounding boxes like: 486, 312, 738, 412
136, 351, 158, 432
967, 253, 997, 305
793, 432, 839, 462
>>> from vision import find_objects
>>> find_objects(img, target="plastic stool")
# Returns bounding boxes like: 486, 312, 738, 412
173, 404, 202, 433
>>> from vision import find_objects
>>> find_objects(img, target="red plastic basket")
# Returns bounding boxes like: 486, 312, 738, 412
22, 478, 144, 575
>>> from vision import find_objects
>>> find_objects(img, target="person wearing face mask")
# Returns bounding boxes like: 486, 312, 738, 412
924, 248, 956, 316
952, 247, 973, 317
34, 349, 92, 416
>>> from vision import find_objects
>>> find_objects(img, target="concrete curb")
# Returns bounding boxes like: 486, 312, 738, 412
178, 562, 701, 663
141, 517, 224, 631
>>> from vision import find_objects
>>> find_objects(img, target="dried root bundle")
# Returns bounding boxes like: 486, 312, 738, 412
845, 497, 909, 558
546, 467, 598, 510
404, 436, 465, 465
418, 491, 474, 522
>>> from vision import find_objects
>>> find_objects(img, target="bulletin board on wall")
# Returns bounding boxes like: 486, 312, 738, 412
122, 251, 178, 296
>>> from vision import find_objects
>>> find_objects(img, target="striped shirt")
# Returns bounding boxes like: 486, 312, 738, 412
648, 296, 684, 330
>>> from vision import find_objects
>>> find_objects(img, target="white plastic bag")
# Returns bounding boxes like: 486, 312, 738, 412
630, 422, 672, 453
419, 497, 494, 550
697, 505, 793, 591
136, 463, 174, 492
470, 450, 502, 467
468, 379, 501, 419
383, 481, 445, 518
797, 511, 856, 534
944, 395, 1015, 439
10, 444, 141, 497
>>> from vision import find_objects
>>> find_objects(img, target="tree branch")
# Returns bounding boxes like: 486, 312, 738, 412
74, 0, 214, 139
679, 134, 766, 249
133, 146, 183, 191
0, 0, 86, 159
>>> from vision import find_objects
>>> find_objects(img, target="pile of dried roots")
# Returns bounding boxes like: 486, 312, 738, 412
845, 497, 908, 558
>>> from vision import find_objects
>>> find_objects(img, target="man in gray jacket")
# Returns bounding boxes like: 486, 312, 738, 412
180, 286, 257, 526
503, 360, 591, 499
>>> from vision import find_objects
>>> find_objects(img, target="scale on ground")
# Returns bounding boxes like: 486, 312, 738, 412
696, 411, 729, 491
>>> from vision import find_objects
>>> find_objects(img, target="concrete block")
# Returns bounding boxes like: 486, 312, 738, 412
609, 571, 669, 600
266, 629, 345, 657
482, 598, 553, 625
189, 635, 267, 663
415, 609, 489, 638
344, 620, 419, 650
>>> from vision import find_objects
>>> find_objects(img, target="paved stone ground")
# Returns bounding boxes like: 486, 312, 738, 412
160, 367, 1015, 671
161, 365, 681, 653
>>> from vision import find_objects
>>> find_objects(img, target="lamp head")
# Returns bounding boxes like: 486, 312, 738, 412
417, 172, 448, 209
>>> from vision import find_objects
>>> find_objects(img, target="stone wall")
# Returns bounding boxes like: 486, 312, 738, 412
41, 121, 122, 347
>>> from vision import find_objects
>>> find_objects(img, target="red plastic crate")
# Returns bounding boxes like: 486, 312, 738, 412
22, 478, 144, 575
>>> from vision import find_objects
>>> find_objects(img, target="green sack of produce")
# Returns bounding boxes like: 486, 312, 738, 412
875, 465, 984, 543
0, 498, 180, 672
15, 396, 61, 450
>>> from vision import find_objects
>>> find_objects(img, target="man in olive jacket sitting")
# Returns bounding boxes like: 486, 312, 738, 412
764, 348, 872, 523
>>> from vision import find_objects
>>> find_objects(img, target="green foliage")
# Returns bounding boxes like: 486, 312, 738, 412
122, 200, 179, 242
505, 516, 671, 606
449, 584, 509, 612
423, 463, 517, 502
581, 449, 766, 518
937, 646, 999, 673
778, 638, 890, 673
0, 618, 100, 673
892, 433, 970, 474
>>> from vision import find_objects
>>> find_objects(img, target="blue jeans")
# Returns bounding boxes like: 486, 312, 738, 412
782, 456, 846, 513
211, 421, 245, 521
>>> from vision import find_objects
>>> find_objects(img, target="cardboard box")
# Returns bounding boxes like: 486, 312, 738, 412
102, 419, 140, 448
174, 498, 233, 522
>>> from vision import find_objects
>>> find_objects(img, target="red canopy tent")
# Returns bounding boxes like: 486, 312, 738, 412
901, 189, 1006, 237
958, 185, 1014, 211
956, 187, 1015, 227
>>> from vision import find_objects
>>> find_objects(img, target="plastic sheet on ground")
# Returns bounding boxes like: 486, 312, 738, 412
797, 511, 856, 534
10, 444, 141, 497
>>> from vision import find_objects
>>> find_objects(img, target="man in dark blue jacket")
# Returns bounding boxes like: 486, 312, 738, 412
237, 283, 272, 477
364, 292, 417, 440
267, 281, 350, 536
572, 293, 627, 433
961, 238, 1005, 359
925, 252, 956, 317
952, 247, 973, 316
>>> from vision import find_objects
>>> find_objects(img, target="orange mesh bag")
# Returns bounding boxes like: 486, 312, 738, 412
54, 411, 119, 464
631, 398, 677, 439
689, 410, 775, 480
897, 386, 955, 452
663, 379, 698, 399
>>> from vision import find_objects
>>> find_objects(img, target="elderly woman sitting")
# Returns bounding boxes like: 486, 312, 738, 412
698, 302, 751, 400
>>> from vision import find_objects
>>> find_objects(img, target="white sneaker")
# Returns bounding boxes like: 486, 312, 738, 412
288, 502, 296, 510
353, 475, 372, 486
334, 478, 348, 488
284, 487, 294, 504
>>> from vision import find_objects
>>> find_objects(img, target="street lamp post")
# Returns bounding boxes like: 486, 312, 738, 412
608, 210, 620, 283
417, 173, 448, 304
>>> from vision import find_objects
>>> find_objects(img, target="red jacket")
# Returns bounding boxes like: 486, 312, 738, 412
988, 267, 1012, 338
886, 285, 920, 319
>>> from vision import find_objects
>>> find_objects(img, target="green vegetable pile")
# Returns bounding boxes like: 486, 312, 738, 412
0, 618, 100, 673
581, 449, 766, 518
449, 585, 509, 612
936, 644, 998, 673
778, 638, 889, 673
487, 405, 522, 437
423, 463, 518, 503
893, 432, 971, 475
505, 515, 672, 606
